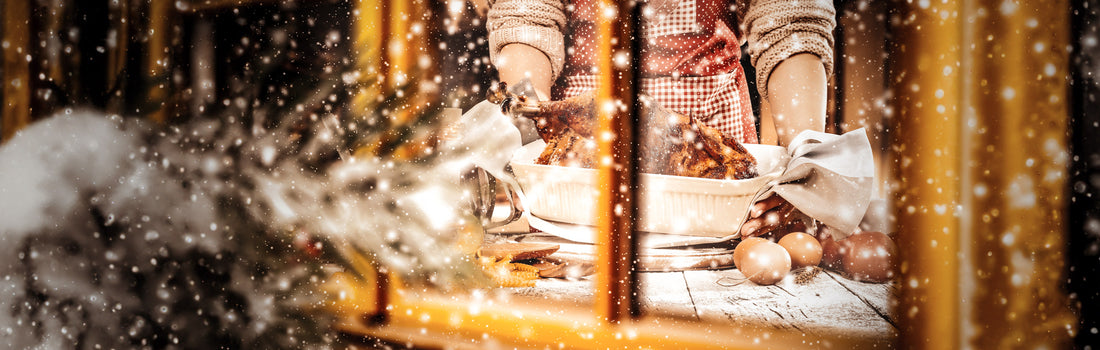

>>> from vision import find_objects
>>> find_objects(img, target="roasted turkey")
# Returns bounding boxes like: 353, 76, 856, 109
494, 90, 758, 180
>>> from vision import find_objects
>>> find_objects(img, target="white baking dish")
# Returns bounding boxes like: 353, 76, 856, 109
510, 140, 788, 237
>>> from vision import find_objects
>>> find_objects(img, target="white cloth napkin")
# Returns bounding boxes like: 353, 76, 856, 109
444, 101, 522, 182
749, 129, 876, 240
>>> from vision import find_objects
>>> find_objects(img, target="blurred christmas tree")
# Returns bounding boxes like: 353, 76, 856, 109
0, 1, 487, 348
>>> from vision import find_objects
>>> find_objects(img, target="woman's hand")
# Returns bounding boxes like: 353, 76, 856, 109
739, 194, 799, 237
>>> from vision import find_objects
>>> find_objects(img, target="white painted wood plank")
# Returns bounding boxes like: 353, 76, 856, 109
495, 271, 698, 319
492, 266, 895, 342
505, 277, 594, 306
682, 269, 897, 339
825, 271, 898, 326
639, 271, 697, 319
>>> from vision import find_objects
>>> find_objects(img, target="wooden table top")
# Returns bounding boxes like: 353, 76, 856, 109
505, 267, 898, 340
486, 215, 898, 341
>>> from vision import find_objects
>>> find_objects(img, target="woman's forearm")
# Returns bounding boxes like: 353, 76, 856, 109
760, 53, 828, 146
495, 43, 555, 100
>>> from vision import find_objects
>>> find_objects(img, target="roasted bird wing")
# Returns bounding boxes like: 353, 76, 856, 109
496, 90, 757, 180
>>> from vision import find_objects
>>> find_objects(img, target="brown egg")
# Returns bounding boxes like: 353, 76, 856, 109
778, 232, 823, 269
819, 231, 847, 270
739, 241, 791, 286
840, 231, 897, 283
733, 237, 768, 270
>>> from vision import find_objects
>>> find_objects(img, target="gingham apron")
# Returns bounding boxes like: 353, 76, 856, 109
560, 0, 758, 144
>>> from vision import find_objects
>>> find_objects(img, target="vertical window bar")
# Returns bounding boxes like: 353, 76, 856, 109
386, 0, 408, 96
145, 0, 172, 122
349, 0, 395, 325
957, 0, 1075, 347
1, 0, 32, 142
352, 0, 390, 110
594, 0, 642, 323
893, 0, 1076, 348
106, 0, 130, 114
891, 0, 962, 347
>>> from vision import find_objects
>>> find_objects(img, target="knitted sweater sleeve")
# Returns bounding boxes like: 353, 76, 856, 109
486, 0, 568, 80
740, 0, 836, 99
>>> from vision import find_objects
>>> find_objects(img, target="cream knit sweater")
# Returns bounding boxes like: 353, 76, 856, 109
486, 0, 836, 99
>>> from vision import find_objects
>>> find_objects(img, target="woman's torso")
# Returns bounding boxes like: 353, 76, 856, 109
558, 0, 758, 144
560, 0, 743, 78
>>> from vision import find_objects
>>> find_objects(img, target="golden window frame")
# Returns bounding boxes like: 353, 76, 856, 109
332, 0, 1077, 348
0, 0, 1077, 348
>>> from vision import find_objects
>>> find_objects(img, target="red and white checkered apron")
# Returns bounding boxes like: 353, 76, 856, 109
559, 0, 759, 144
561, 69, 758, 144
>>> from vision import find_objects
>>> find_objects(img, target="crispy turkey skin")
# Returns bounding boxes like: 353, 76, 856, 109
514, 91, 758, 180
